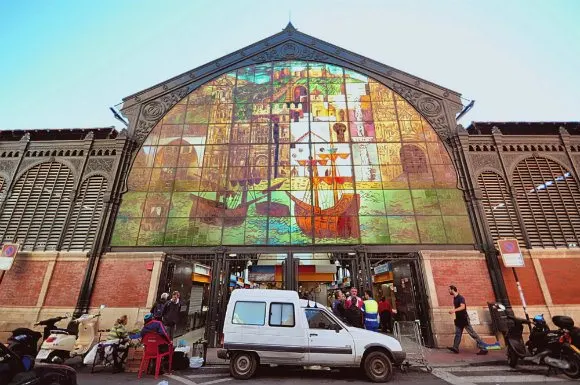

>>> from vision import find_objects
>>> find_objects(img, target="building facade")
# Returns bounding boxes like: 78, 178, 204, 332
1, 25, 579, 348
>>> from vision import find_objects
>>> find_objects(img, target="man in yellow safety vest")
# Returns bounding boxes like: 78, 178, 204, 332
362, 290, 380, 332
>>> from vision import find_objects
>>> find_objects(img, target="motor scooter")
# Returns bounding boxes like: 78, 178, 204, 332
493, 304, 575, 373
551, 315, 580, 379
36, 305, 105, 364
7, 315, 68, 365
35, 315, 70, 341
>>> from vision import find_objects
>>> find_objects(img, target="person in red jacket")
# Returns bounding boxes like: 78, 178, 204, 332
139, 313, 171, 344
378, 297, 394, 333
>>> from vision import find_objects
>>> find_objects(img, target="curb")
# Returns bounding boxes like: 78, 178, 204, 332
429, 359, 506, 368
466, 359, 506, 367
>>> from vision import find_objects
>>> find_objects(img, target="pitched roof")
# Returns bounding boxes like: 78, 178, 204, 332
0, 127, 118, 141
467, 122, 580, 135
121, 23, 461, 109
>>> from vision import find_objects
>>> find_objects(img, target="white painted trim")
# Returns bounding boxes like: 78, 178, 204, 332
36, 260, 56, 308
422, 258, 439, 308
146, 258, 164, 309
532, 258, 553, 309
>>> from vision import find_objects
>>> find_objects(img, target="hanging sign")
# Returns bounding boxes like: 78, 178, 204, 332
497, 239, 524, 268
373, 262, 392, 275
0, 243, 20, 271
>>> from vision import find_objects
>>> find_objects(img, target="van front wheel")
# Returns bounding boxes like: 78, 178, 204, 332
363, 351, 393, 382
230, 352, 258, 380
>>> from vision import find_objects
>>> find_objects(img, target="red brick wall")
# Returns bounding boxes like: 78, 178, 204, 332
430, 259, 495, 307
0, 260, 47, 306
541, 258, 580, 305
90, 260, 152, 308
43, 261, 87, 307
500, 258, 545, 306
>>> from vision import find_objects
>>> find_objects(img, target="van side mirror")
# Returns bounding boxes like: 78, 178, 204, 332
334, 324, 341, 333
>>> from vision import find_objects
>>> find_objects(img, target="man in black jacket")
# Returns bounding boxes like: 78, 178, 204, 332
151, 292, 169, 321
163, 291, 181, 339
447, 285, 487, 355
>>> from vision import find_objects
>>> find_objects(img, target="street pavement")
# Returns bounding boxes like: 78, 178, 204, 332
77, 363, 578, 385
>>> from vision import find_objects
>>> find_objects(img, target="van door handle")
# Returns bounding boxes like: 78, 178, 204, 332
309, 333, 318, 337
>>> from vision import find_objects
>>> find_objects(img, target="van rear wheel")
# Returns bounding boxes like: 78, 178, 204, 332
363, 351, 393, 382
230, 352, 257, 380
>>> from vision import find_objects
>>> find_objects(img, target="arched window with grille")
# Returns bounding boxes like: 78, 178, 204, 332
477, 171, 524, 244
512, 156, 580, 248
0, 162, 74, 250
62, 175, 108, 251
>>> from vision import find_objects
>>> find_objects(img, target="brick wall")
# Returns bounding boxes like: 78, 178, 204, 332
430, 258, 495, 307
500, 257, 545, 306
541, 258, 580, 305
90, 259, 153, 308
0, 260, 47, 306
43, 261, 87, 307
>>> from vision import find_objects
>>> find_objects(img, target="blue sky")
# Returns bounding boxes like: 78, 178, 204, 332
0, 0, 579, 130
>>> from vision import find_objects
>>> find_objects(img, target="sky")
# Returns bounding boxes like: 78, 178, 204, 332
0, 0, 579, 131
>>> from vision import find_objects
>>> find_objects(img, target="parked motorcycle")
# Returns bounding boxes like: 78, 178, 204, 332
0, 342, 39, 385
551, 315, 580, 379
493, 304, 580, 378
8, 315, 73, 369
0, 328, 77, 385
36, 305, 105, 364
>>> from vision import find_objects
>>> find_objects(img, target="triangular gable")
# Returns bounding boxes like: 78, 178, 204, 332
121, 23, 464, 147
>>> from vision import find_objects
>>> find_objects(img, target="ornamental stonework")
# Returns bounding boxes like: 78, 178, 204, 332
468, 153, 503, 176
85, 158, 114, 175
251, 42, 329, 62
391, 83, 451, 139
133, 85, 194, 146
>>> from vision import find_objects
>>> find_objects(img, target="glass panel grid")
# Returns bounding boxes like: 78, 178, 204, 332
113, 61, 472, 246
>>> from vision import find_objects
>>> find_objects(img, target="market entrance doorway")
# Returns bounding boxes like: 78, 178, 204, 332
367, 253, 433, 346
205, 251, 367, 346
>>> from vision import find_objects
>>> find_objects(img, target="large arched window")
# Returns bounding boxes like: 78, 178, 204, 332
477, 171, 524, 244
512, 156, 580, 248
0, 162, 74, 250
62, 175, 108, 251
112, 61, 473, 247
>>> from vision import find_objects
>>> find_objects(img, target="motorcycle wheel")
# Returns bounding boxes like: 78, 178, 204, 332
507, 346, 518, 368
562, 353, 580, 379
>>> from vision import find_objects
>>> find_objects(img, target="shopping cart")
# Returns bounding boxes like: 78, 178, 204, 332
393, 320, 431, 372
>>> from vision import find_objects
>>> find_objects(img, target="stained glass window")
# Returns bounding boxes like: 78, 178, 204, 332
111, 61, 474, 246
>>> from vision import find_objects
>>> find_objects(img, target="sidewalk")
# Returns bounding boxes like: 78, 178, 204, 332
425, 347, 505, 368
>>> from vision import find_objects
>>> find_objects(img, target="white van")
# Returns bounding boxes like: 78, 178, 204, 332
218, 289, 405, 382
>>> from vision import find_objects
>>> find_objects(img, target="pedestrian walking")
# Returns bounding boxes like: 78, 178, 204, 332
163, 291, 181, 339
362, 290, 380, 332
378, 296, 394, 333
447, 285, 488, 355
151, 292, 169, 321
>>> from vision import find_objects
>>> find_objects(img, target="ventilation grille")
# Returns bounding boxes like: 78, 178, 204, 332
0, 177, 6, 196
0, 162, 74, 251
513, 157, 580, 248
478, 172, 524, 244
62, 176, 108, 251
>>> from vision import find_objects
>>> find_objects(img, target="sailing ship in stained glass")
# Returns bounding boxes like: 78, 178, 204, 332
111, 61, 474, 246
